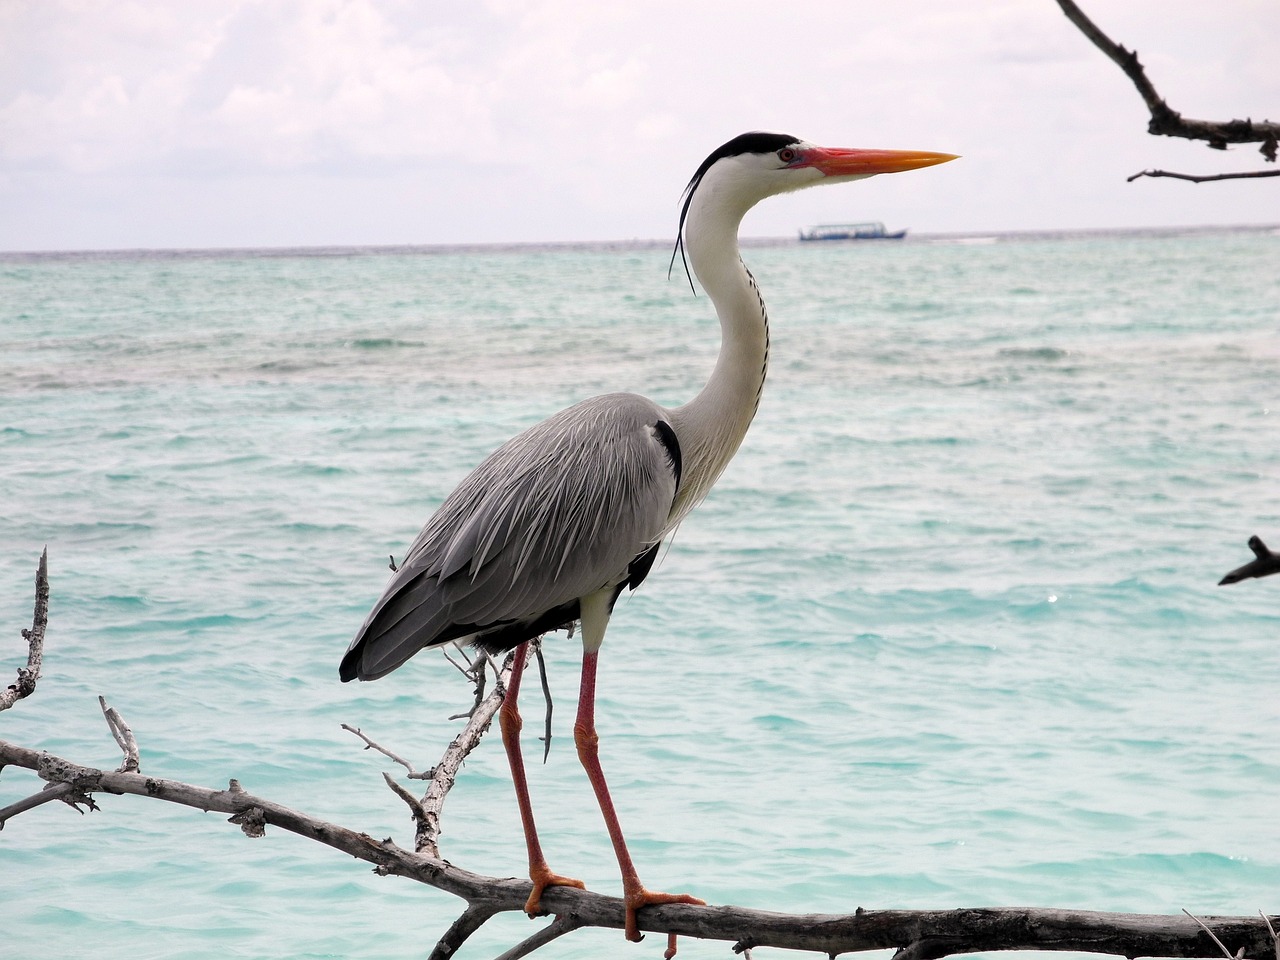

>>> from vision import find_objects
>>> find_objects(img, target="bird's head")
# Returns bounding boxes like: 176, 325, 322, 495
672, 132, 956, 284
681, 131, 957, 223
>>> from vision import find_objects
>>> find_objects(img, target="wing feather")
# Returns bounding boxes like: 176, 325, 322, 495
340, 393, 680, 681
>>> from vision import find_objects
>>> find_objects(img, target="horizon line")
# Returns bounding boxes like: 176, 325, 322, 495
2, 221, 1277, 260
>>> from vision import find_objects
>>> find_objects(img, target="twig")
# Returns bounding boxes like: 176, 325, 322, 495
99, 696, 141, 773
1128, 169, 1280, 184
382, 771, 431, 833
417, 645, 526, 857
342, 724, 432, 779
441, 643, 474, 680
1054, 0, 1280, 168
444, 645, 488, 719
0, 782, 76, 829
493, 913, 586, 960
1259, 912, 1279, 960
1, 548, 48, 713
1184, 909, 1246, 960
427, 902, 502, 960
1218, 535, 1280, 585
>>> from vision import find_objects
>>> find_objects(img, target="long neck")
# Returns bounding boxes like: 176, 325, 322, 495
666, 182, 770, 525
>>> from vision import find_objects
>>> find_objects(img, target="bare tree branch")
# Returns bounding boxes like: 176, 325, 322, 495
1, 547, 48, 713
426, 903, 502, 960
1219, 536, 1280, 584
3, 736, 1279, 959
416, 646, 523, 857
1054, 0, 1279, 179
493, 913, 586, 960
4, 558, 1279, 959
342, 724, 433, 779
0, 782, 77, 827
1258, 912, 1280, 960
1185, 909, 1248, 960
99, 696, 141, 773
1128, 169, 1280, 184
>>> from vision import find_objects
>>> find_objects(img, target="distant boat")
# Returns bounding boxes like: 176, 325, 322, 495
798, 221, 907, 241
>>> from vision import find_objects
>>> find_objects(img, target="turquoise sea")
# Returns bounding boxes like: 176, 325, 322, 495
2, 227, 1279, 959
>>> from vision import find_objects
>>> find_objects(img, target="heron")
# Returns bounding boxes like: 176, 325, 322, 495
340, 131, 956, 942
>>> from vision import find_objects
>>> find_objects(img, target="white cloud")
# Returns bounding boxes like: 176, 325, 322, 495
1, 0, 1277, 249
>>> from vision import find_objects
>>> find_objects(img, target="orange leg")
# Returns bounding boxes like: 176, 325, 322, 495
573, 648, 705, 944
499, 640, 585, 915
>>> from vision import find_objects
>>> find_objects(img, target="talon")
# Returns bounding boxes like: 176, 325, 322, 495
524, 866, 587, 917
623, 886, 706, 943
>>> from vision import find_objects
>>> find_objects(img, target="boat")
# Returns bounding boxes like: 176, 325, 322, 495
798, 221, 907, 241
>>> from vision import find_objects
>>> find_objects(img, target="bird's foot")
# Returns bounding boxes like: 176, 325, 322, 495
523, 864, 586, 917
623, 885, 706, 948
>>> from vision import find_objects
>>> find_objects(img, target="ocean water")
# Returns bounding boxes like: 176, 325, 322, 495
2, 228, 1279, 960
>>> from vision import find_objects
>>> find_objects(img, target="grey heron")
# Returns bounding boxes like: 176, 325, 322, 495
341, 132, 955, 943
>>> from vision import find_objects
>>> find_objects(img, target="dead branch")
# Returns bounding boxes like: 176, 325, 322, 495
1259, 912, 1280, 960
342, 646, 526, 857
1219, 536, 1280, 585
493, 912, 586, 960
1, 547, 48, 713
342, 723, 433, 779
416, 646, 522, 857
4, 558, 1278, 959
4, 735, 1280, 958
1128, 169, 1280, 184
427, 903, 502, 960
1054, 0, 1279, 178
0, 781, 77, 826
1185, 909, 1247, 960
99, 696, 140, 773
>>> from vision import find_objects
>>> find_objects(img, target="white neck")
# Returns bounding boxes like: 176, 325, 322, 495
665, 174, 770, 526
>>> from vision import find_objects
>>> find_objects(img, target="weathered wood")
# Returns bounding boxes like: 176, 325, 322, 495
417, 648, 520, 857
1, 548, 47, 713
4, 557, 1277, 959
1055, 0, 1279, 173
2, 738, 1278, 959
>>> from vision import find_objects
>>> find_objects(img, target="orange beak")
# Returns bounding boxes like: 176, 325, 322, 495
803, 146, 958, 177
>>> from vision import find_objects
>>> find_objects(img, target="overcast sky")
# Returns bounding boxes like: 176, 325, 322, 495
2, 0, 1277, 251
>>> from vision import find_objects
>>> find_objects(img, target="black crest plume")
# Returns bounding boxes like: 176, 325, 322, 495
668, 132, 802, 294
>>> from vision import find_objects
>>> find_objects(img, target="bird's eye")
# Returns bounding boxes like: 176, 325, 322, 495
777, 148, 798, 164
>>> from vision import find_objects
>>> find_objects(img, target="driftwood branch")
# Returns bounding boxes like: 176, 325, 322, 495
427, 903, 503, 960
3, 554, 1278, 958
1219, 535, 1280, 586
414, 650, 514, 858
1, 547, 48, 713
1128, 169, 1280, 184
493, 912, 586, 960
99, 696, 141, 773
342, 723, 433, 779
0, 739, 1275, 960
5, 701, 1279, 959
0, 781, 78, 826
1054, 0, 1279, 178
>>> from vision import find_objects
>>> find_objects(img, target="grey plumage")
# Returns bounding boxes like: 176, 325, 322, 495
341, 393, 679, 680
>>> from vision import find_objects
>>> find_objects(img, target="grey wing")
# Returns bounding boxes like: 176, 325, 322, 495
340, 393, 681, 681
